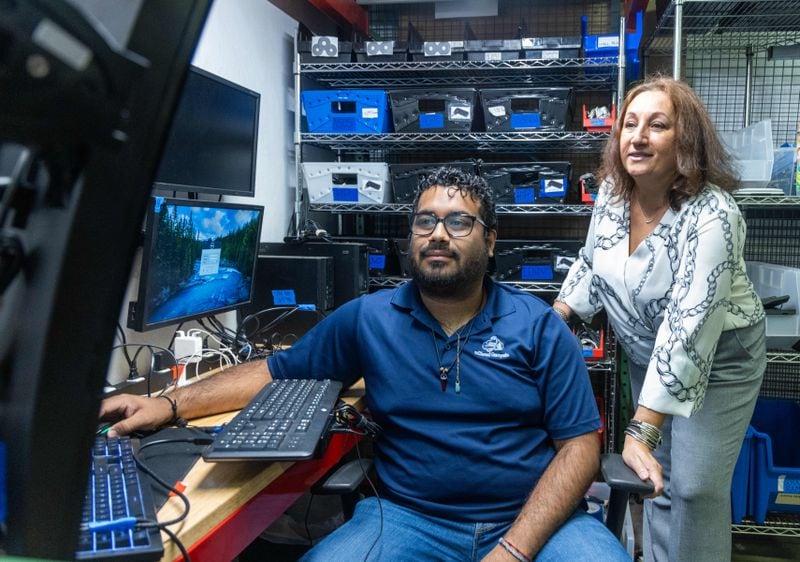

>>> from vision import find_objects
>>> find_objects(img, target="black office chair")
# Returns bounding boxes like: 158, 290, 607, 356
312, 457, 374, 520
600, 453, 655, 540
315, 453, 653, 544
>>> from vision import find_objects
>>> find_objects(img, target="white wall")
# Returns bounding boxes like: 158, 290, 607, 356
193, 0, 299, 242
107, 0, 298, 385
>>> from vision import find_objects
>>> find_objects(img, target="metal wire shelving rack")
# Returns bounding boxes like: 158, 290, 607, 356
295, 1, 627, 457
300, 57, 619, 89
643, 1, 800, 538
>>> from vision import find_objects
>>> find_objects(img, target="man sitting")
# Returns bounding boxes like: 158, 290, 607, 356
101, 168, 628, 561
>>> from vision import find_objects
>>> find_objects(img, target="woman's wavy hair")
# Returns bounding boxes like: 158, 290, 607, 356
600, 74, 739, 208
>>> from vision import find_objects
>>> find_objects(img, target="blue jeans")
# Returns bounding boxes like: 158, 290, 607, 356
299, 497, 629, 561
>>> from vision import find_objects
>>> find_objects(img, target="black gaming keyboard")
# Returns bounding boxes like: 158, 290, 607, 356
76, 436, 163, 561
203, 378, 342, 462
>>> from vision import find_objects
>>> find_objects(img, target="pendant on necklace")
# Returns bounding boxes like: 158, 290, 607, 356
439, 367, 448, 392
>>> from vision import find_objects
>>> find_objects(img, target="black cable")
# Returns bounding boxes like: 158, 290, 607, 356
332, 402, 382, 439
116, 323, 133, 367
356, 439, 382, 562
208, 315, 237, 339
134, 436, 214, 528
110, 344, 179, 396
161, 526, 190, 562
303, 492, 316, 547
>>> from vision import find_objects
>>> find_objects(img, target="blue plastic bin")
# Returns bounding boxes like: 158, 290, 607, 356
749, 399, 800, 524
731, 425, 753, 524
301, 90, 392, 134
583, 11, 642, 83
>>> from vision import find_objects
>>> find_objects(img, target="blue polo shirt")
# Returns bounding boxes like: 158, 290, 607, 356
268, 277, 600, 523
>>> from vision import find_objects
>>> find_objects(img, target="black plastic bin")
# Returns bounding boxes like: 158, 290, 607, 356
480, 161, 572, 204
492, 240, 582, 282
389, 88, 477, 133
408, 40, 465, 61
354, 41, 408, 62
390, 161, 478, 203
464, 39, 522, 62
298, 36, 353, 63
520, 36, 581, 59
479, 87, 571, 131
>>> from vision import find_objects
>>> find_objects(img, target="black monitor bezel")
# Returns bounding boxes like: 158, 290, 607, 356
152, 66, 260, 198
131, 196, 264, 331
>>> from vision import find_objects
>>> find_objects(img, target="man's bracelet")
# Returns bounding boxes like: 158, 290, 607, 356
624, 418, 662, 451
498, 537, 532, 562
158, 394, 186, 427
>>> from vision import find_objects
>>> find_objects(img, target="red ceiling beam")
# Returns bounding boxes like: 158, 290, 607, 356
624, 0, 648, 32
307, 0, 369, 36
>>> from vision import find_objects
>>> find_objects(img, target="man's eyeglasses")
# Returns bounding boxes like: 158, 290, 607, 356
410, 212, 488, 237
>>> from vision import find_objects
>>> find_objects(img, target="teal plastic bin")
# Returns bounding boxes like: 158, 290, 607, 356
749, 399, 800, 524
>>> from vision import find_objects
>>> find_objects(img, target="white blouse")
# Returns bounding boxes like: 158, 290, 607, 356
558, 182, 764, 417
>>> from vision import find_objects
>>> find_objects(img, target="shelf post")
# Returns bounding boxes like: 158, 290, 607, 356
673, 0, 684, 79
294, 31, 303, 239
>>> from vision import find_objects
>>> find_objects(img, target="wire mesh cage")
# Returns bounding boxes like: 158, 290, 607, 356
366, 0, 617, 42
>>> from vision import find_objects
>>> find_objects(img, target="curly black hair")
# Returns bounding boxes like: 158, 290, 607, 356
411, 166, 497, 232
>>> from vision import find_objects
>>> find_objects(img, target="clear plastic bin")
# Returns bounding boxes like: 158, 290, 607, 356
720, 120, 775, 190
745, 261, 800, 349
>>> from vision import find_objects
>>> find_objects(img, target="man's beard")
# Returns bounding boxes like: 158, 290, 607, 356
408, 240, 489, 298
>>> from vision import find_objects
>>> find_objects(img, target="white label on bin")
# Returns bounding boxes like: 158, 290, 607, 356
488, 105, 506, 118
597, 36, 619, 48
450, 41, 464, 49
521, 38, 534, 48
484, 52, 502, 61
776, 493, 800, 505
362, 180, 383, 191
362, 107, 379, 119
544, 179, 565, 193
542, 50, 559, 59
450, 104, 472, 121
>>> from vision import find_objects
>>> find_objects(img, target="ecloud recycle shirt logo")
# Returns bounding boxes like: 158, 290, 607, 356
475, 335, 509, 359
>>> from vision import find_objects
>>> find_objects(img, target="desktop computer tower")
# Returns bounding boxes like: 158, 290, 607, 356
331, 236, 400, 277
259, 241, 369, 308
237, 255, 334, 346
250, 255, 335, 311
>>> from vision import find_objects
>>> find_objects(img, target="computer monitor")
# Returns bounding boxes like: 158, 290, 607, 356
153, 66, 260, 197
0, 2, 212, 557
128, 197, 264, 331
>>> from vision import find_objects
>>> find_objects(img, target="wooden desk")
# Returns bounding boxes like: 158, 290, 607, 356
157, 381, 366, 562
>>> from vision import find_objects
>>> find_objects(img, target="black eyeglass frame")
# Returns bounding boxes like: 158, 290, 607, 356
409, 212, 490, 238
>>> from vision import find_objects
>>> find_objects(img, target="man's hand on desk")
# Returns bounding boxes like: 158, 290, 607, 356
99, 394, 173, 437
99, 360, 272, 436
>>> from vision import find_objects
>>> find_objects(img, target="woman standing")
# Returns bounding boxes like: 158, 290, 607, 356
554, 76, 766, 561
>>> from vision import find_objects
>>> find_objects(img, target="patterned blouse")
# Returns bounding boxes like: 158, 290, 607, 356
558, 182, 764, 417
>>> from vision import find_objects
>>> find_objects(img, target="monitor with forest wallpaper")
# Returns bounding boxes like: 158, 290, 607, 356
129, 197, 264, 331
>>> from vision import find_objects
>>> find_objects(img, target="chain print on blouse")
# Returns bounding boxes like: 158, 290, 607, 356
558, 186, 766, 415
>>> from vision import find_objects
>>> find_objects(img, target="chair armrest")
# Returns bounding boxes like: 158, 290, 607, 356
601, 453, 655, 495
601, 453, 654, 541
312, 458, 374, 495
